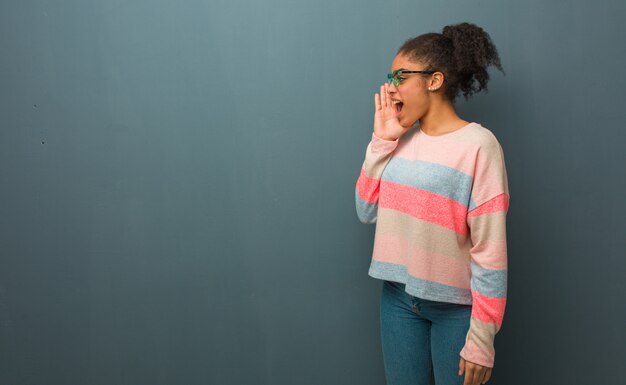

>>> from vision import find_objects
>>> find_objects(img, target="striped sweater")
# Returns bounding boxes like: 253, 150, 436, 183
355, 122, 510, 368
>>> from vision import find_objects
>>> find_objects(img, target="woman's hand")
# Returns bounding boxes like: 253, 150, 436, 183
459, 357, 492, 385
374, 83, 410, 141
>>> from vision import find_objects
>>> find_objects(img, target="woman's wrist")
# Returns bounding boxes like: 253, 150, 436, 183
373, 131, 398, 141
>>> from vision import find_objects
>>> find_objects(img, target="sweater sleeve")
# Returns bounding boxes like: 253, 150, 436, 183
355, 132, 399, 224
459, 139, 510, 368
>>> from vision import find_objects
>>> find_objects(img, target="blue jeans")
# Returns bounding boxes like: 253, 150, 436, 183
380, 280, 472, 385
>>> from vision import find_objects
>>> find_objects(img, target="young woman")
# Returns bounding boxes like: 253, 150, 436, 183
355, 23, 510, 385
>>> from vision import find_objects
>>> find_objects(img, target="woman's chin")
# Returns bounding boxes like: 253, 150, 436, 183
399, 118, 416, 129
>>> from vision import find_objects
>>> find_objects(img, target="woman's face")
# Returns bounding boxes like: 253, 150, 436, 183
388, 54, 432, 128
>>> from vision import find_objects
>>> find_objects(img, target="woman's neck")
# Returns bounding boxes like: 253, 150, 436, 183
418, 100, 468, 136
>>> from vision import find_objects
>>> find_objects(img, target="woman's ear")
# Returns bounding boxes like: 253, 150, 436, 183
427, 72, 445, 91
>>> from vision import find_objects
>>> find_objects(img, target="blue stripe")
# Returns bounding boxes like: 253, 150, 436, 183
381, 157, 474, 207
469, 261, 507, 298
368, 260, 472, 304
355, 188, 378, 224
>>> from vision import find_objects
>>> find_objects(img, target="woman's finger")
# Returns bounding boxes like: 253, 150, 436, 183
384, 83, 392, 110
385, 83, 389, 108
374, 92, 381, 110
472, 368, 483, 385
385, 83, 393, 108
380, 84, 387, 109
463, 369, 471, 385
482, 369, 491, 384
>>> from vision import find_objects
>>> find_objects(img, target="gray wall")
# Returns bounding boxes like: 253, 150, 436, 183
1, 1, 624, 384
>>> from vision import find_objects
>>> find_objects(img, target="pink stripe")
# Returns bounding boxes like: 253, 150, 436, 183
471, 291, 506, 326
379, 180, 469, 236
460, 343, 493, 368
356, 168, 379, 203
468, 193, 509, 217
394, 137, 478, 175
471, 167, 510, 208
373, 234, 471, 288
470, 240, 507, 269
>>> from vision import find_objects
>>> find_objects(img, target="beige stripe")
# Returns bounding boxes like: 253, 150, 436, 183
363, 146, 394, 178
375, 208, 471, 259
467, 317, 501, 353
468, 211, 507, 241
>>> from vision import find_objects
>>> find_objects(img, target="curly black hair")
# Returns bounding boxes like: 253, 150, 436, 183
397, 22, 503, 101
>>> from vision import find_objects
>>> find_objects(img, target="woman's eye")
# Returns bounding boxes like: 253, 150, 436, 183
398, 77, 406, 83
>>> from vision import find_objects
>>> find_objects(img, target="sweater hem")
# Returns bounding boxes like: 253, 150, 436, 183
368, 260, 472, 305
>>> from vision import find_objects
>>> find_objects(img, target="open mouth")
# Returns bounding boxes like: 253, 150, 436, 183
393, 101, 404, 114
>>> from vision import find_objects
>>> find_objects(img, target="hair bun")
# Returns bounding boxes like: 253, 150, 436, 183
397, 22, 503, 100
441, 22, 502, 73
442, 22, 503, 97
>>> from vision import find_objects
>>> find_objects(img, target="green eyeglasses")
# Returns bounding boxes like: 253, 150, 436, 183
387, 69, 436, 87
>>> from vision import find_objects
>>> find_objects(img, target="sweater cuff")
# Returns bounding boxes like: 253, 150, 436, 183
459, 338, 495, 368
371, 132, 399, 154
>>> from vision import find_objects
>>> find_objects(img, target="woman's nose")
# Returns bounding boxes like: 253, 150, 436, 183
387, 81, 398, 93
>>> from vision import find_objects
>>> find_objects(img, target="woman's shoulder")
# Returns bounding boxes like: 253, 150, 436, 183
460, 122, 503, 151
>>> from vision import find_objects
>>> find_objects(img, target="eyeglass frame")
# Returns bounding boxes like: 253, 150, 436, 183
387, 69, 437, 87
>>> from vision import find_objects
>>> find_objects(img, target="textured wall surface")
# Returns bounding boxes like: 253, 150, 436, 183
1, 1, 624, 384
